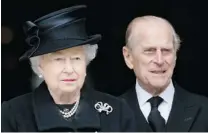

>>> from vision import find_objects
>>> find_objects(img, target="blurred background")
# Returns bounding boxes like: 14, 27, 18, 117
2, 0, 208, 102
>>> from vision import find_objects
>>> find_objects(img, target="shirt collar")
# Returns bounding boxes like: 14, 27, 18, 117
135, 80, 175, 106
135, 81, 152, 106
159, 80, 175, 104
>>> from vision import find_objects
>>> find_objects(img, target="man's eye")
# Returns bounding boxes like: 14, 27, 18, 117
162, 49, 171, 52
144, 48, 156, 53
162, 49, 172, 54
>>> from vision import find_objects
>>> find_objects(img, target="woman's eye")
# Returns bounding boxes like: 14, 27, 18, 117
55, 58, 64, 61
72, 57, 81, 60
76, 57, 81, 60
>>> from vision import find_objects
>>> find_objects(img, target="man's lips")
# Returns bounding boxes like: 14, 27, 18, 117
150, 70, 166, 74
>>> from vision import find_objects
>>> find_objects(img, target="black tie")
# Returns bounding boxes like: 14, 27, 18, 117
148, 96, 165, 132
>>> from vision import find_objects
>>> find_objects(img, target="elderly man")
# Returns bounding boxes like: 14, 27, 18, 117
121, 15, 208, 132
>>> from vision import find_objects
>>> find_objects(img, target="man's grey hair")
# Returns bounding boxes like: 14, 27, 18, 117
125, 15, 181, 51
29, 44, 98, 77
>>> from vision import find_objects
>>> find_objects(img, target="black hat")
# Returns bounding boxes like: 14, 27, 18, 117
19, 5, 101, 61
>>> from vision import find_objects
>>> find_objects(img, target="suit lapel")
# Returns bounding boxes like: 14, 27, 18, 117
166, 83, 200, 132
122, 87, 152, 132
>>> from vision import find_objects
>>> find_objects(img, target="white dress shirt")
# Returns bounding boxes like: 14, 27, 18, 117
135, 80, 175, 123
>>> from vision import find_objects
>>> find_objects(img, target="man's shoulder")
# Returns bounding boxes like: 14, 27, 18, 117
175, 83, 208, 107
186, 90, 208, 106
120, 86, 135, 99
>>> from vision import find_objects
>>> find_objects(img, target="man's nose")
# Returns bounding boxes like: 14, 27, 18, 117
154, 50, 165, 65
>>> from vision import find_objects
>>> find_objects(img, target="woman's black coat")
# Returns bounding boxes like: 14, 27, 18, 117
1, 82, 136, 132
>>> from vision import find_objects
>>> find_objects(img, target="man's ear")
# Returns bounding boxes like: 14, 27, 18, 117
122, 46, 134, 69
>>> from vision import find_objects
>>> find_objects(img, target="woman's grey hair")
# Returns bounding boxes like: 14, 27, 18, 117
29, 44, 98, 77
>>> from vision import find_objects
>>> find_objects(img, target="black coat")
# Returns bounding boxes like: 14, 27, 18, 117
121, 82, 208, 132
1, 82, 136, 132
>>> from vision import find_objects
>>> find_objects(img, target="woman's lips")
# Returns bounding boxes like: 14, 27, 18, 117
61, 79, 77, 82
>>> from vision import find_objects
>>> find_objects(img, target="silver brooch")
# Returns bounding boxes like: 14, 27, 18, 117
94, 101, 113, 115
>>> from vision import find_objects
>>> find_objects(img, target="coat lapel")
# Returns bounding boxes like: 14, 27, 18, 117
122, 87, 152, 132
32, 82, 101, 131
72, 89, 101, 131
166, 83, 200, 132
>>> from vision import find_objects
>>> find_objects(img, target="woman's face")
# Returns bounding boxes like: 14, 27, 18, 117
39, 46, 87, 93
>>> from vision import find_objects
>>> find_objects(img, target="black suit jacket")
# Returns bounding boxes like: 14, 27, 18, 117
1, 82, 136, 132
121, 83, 208, 132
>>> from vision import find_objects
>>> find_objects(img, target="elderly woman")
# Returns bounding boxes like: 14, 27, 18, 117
1, 5, 136, 132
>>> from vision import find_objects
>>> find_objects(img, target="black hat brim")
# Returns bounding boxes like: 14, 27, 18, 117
19, 34, 101, 61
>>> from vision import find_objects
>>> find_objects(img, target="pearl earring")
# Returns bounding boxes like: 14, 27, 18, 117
39, 75, 43, 78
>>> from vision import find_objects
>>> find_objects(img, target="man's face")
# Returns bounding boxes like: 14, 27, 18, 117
123, 21, 177, 94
